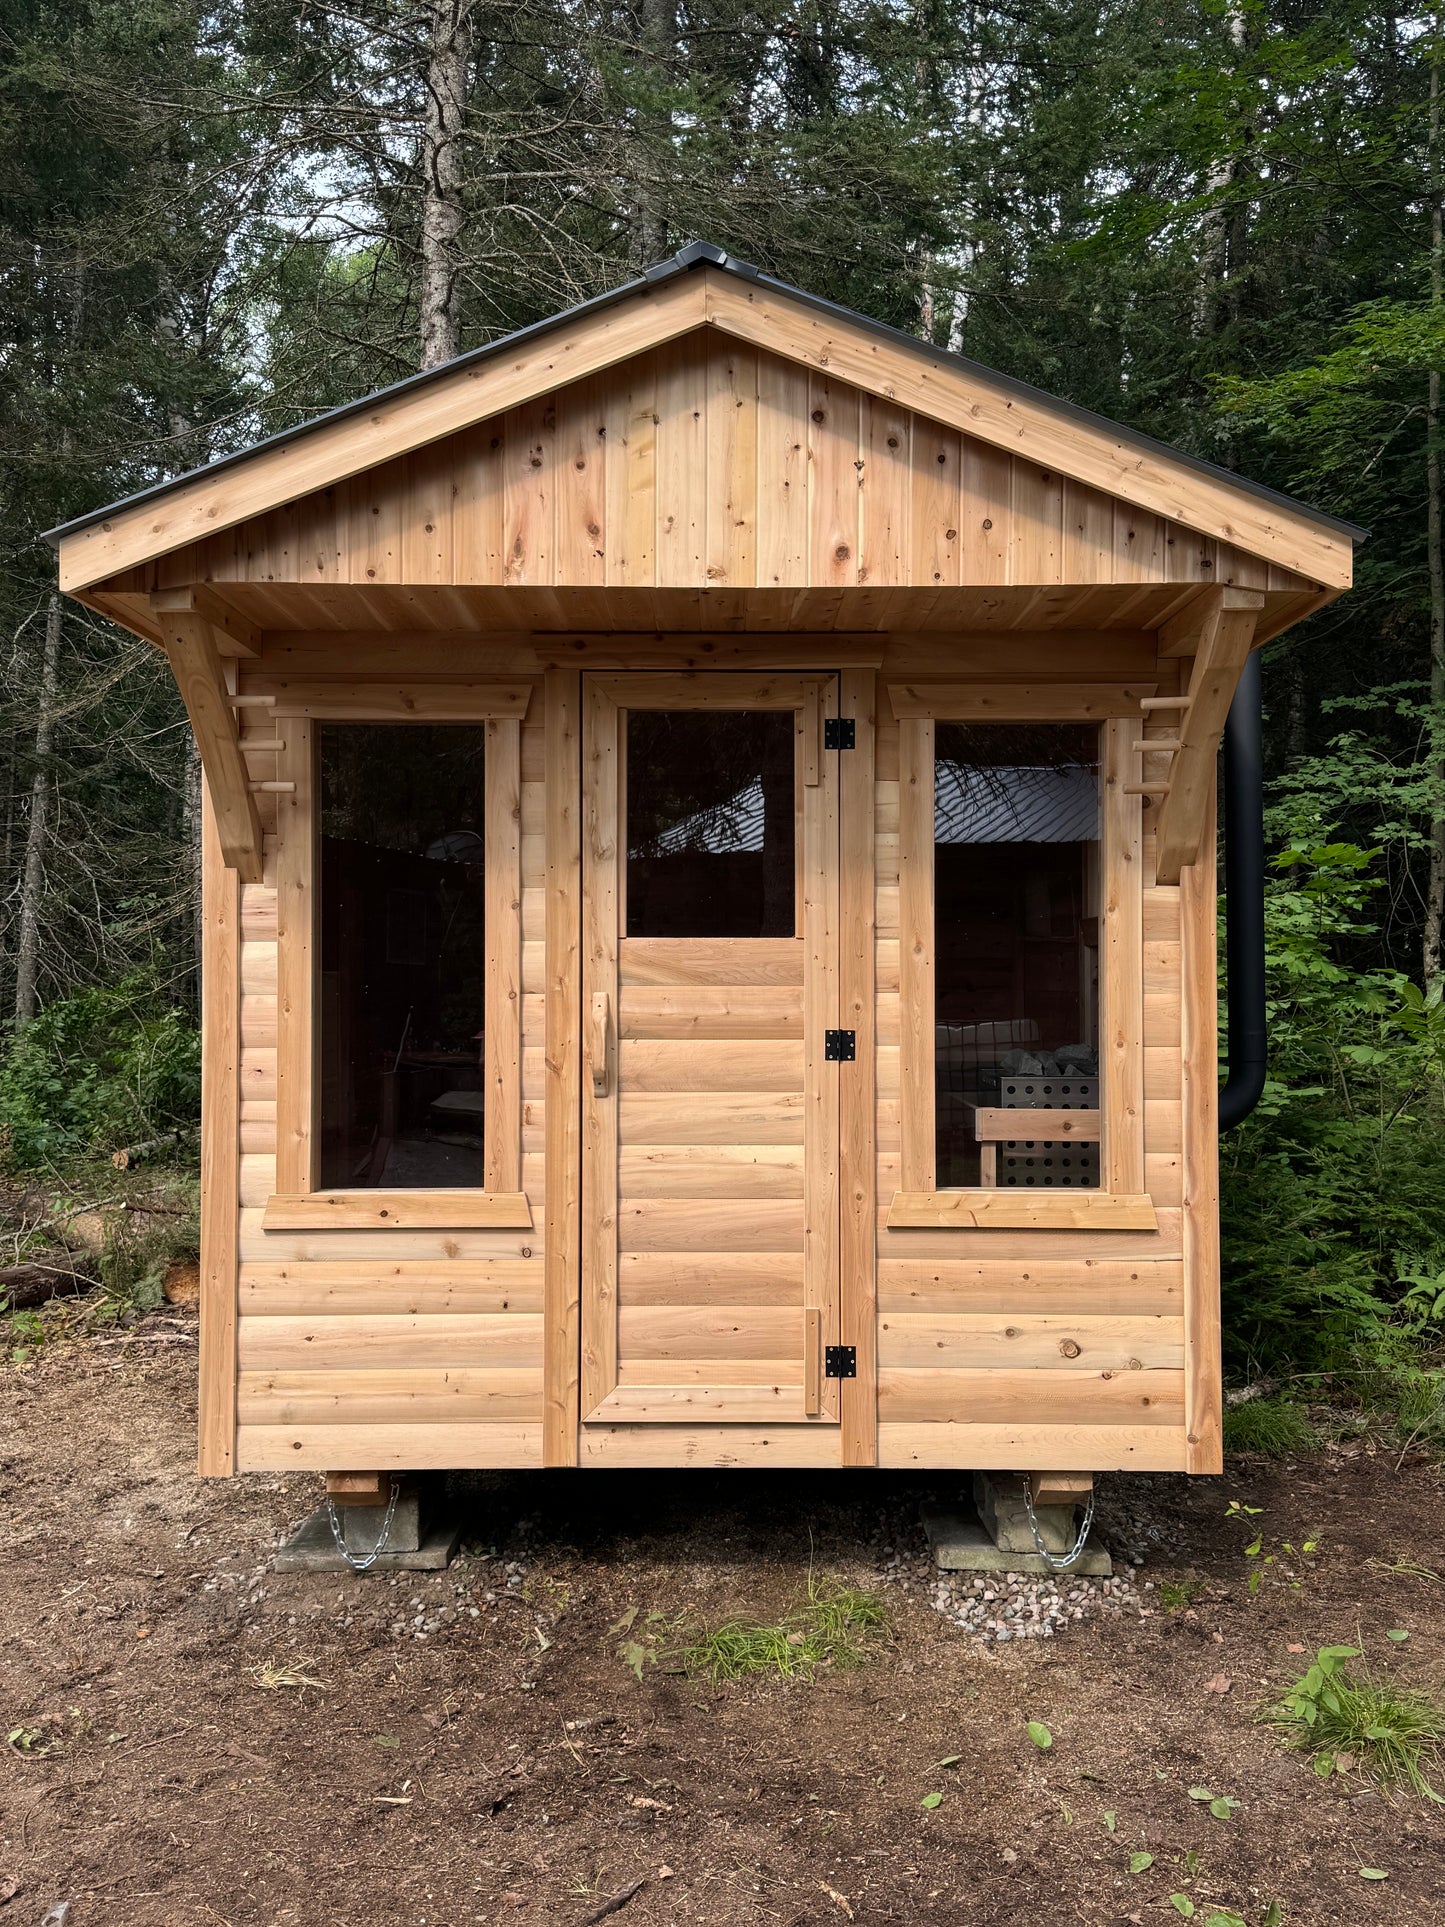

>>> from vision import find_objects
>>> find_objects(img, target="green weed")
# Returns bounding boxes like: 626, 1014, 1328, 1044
1159, 1575, 1206, 1612
1223, 1397, 1319, 1458
673, 1574, 888, 1683
1268, 1644, 1445, 1801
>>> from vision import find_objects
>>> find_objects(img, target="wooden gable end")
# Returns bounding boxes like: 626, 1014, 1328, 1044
117, 332, 1321, 607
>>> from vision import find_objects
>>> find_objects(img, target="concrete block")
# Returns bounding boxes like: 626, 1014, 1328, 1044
922, 1505, 1112, 1578
973, 1470, 1075, 1554
272, 1507, 460, 1574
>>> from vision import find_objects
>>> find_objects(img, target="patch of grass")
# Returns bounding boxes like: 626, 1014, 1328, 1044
1223, 1396, 1319, 1457
1159, 1575, 1206, 1612
1268, 1644, 1445, 1801
674, 1574, 888, 1683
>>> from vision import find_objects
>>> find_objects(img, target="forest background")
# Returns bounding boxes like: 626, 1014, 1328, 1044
2, 0, 1444, 1438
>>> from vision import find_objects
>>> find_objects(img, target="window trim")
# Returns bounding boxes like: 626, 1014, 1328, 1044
885, 688, 1156, 1232
263, 690, 532, 1232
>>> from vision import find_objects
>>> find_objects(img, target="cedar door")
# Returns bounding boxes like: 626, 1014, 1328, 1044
580, 673, 843, 1424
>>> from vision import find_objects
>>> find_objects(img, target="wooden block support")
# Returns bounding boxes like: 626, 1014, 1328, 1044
1029, 1471, 1094, 1509
326, 1471, 390, 1506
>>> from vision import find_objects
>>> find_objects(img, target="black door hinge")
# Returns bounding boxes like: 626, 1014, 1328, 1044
824, 1029, 856, 1062
824, 717, 856, 750
824, 1345, 857, 1379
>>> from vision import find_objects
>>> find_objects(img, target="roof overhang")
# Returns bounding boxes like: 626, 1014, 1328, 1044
48, 241, 1366, 596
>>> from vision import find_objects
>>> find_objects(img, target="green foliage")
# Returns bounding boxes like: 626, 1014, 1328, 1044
671, 1575, 889, 1683
1158, 1574, 1206, 1611
1222, 1399, 1320, 1458
1220, 814, 1445, 1424
1269, 1645, 1445, 1801
0, 978, 200, 1168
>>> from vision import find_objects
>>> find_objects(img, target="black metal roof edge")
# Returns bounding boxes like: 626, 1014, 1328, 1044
44, 239, 1368, 554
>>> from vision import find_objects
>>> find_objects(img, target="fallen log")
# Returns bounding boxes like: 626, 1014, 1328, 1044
0, 1259, 100, 1310
110, 1126, 199, 1170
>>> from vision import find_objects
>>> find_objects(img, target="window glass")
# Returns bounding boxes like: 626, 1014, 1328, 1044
625, 708, 796, 938
318, 724, 487, 1189
934, 723, 1100, 1189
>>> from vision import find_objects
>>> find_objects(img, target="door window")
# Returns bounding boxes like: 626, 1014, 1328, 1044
625, 708, 797, 938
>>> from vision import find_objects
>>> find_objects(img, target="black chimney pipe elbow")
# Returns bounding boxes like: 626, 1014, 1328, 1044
1219, 649, 1267, 1129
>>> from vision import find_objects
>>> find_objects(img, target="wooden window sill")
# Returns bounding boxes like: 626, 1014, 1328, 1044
886, 1190, 1158, 1231
262, 1191, 533, 1231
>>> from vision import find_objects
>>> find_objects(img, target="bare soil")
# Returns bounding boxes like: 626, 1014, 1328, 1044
2, 1308, 1443, 1927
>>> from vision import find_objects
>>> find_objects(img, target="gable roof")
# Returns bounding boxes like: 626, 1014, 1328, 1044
47, 241, 1365, 594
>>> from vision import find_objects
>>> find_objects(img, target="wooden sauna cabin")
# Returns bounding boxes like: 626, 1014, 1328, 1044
48, 243, 1360, 1486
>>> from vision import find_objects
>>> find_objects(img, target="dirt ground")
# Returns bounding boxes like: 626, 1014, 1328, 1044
2, 1309, 1443, 1927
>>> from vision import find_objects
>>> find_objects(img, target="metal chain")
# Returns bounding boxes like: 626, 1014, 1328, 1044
325, 1478, 401, 1573
1020, 1479, 1097, 1574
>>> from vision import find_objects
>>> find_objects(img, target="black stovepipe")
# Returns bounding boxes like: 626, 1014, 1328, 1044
1219, 648, 1266, 1129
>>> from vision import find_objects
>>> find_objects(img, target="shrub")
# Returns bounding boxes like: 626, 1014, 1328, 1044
1222, 1397, 1319, 1457
0, 977, 200, 1168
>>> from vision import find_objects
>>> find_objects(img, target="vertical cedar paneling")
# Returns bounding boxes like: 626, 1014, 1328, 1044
755, 350, 809, 586
603, 355, 656, 587
353, 456, 404, 584
453, 422, 506, 584
654, 336, 707, 587
162, 335, 1323, 601
401, 444, 454, 583
1102, 718, 1145, 1194
1182, 788, 1222, 1472
897, 716, 935, 1192
274, 719, 313, 1194
485, 716, 523, 1192
960, 438, 1010, 583
198, 783, 240, 1475
1010, 461, 1063, 584
1063, 478, 1114, 585
1220, 542, 1268, 590
839, 667, 878, 1463
860, 394, 911, 587
706, 340, 758, 588
297, 485, 340, 582
1113, 501, 1165, 582
808, 374, 861, 588
502, 398, 554, 585
909, 420, 961, 588
554, 376, 607, 587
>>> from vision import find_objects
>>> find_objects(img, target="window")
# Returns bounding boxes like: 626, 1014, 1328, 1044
934, 723, 1100, 1190
625, 708, 797, 938
889, 699, 1151, 1230
317, 724, 488, 1189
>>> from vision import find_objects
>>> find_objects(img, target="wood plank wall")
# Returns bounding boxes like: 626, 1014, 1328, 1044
154, 335, 1312, 599
229, 695, 548, 1472
871, 673, 1191, 1474
205, 648, 1209, 1476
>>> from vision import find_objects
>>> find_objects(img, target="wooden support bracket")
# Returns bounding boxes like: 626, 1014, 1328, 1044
149, 583, 261, 657
152, 597, 265, 883
1152, 588, 1262, 885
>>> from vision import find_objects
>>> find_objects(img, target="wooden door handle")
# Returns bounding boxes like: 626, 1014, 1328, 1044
588, 991, 612, 1097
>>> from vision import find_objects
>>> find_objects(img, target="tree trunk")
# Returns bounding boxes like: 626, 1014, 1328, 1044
14, 592, 62, 1026
1192, 10, 1247, 341
1425, 20, 1445, 983
635, 0, 676, 264
418, 0, 473, 372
